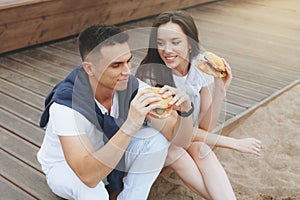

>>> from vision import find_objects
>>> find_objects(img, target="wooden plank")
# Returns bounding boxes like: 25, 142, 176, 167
0, 176, 35, 200
21, 49, 77, 71
219, 0, 300, 25
0, 79, 44, 110
1, 0, 104, 24
1, 92, 41, 125
8, 52, 70, 78
191, 4, 300, 74
231, 77, 278, 95
225, 93, 257, 109
8, 52, 70, 79
3, 0, 193, 25
222, 102, 246, 116
0, 149, 62, 200
197, 24, 300, 72
203, 37, 300, 76
227, 85, 268, 102
243, 0, 300, 11
50, 38, 79, 54
0, 57, 62, 86
38, 45, 81, 64
0, 128, 41, 171
226, 68, 287, 90
0, 108, 44, 147
0, 0, 45, 9
218, 111, 235, 123
192, 2, 300, 42
0, 67, 52, 96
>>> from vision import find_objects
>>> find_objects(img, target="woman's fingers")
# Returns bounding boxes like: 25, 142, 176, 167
238, 138, 263, 156
252, 139, 263, 156
161, 85, 189, 106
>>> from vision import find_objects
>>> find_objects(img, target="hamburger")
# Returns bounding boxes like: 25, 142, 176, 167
195, 51, 227, 78
147, 87, 173, 119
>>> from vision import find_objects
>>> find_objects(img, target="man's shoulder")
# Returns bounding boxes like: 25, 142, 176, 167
50, 102, 76, 117
50, 103, 94, 127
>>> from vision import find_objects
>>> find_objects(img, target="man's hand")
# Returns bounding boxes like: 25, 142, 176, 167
121, 89, 162, 136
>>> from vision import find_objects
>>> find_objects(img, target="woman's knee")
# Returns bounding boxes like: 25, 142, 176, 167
187, 142, 214, 160
165, 145, 186, 167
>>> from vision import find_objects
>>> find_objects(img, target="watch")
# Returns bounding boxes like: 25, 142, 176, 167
176, 103, 194, 117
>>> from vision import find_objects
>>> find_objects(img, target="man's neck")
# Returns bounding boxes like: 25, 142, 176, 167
89, 77, 114, 112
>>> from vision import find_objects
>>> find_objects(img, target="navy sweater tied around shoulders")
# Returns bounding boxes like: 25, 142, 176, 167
39, 66, 139, 193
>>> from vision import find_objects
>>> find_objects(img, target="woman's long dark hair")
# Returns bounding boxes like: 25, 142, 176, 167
135, 10, 200, 87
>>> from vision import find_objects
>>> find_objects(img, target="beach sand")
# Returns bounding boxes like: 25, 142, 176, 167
148, 83, 300, 200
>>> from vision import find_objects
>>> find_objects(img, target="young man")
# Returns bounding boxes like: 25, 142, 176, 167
37, 24, 194, 200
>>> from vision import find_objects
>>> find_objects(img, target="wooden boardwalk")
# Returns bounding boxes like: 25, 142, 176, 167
1, 0, 300, 199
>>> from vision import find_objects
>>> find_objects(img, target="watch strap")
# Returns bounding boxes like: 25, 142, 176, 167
176, 102, 194, 118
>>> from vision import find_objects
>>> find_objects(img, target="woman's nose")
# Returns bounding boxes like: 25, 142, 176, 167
165, 43, 173, 52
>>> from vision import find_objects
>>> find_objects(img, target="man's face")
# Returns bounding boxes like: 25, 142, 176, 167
93, 42, 132, 91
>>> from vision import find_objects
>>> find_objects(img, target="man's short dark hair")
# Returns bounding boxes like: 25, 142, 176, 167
78, 24, 129, 61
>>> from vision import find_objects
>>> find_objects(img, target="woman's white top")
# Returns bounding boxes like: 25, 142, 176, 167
173, 55, 214, 126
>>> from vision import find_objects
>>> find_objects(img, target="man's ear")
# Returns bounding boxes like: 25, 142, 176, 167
82, 62, 94, 76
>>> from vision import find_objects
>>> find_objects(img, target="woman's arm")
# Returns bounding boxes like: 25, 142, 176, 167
198, 59, 232, 131
147, 86, 195, 149
192, 128, 263, 156
198, 83, 225, 131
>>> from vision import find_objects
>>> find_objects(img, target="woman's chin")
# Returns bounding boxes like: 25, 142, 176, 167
165, 62, 178, 69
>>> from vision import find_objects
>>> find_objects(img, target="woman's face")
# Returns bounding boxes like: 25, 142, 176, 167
157, 22, 191, 75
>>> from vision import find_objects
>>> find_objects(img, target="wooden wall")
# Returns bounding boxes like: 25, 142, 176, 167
0, 0, 215, 54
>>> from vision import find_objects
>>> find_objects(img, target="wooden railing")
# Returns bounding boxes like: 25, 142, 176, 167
0, 0, 215, 54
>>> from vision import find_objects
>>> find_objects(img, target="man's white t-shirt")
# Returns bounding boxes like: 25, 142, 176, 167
37, 79, 149, 175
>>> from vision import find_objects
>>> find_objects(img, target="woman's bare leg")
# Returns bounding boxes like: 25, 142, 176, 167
187, 142, 236, 200
165, 144, 212, 200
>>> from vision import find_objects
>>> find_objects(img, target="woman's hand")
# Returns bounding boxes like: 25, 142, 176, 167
234, 138, 263, 156
159, 85, 192, 112
214, 58, 232, 94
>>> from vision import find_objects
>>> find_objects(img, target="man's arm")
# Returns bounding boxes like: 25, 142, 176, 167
59, 121, 136, 188
59, 89, 164, 188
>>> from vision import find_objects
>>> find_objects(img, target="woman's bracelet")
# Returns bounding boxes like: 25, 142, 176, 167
176, 103, 194, 118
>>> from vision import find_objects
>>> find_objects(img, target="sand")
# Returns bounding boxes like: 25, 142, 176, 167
148, 83, 300, 200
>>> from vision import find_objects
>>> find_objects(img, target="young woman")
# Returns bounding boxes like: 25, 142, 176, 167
136, 10, 263, 199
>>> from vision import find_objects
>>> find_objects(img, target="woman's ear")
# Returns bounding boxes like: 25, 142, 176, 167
188, 44, 192, 53
82, 62, 94, 76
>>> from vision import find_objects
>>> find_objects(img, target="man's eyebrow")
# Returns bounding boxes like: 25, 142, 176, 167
111, 55, 133, 65
127, 55, 133, 62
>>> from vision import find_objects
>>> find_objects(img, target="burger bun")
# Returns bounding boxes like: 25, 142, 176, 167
147, 87, 173, 119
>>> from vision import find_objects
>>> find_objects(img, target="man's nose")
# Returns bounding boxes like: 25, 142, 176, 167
122, 62, 131, 74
